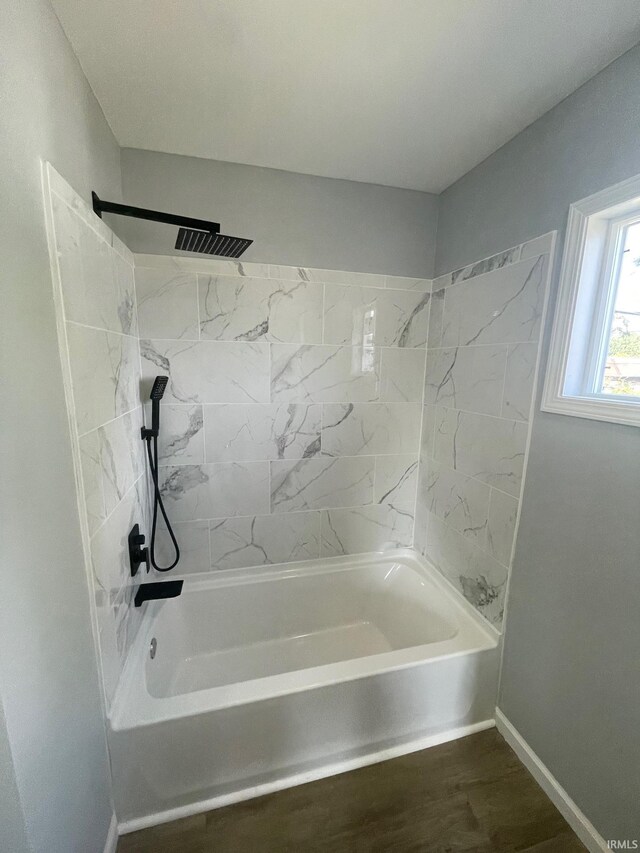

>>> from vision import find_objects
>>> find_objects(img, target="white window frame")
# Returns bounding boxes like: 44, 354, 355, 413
542, 174, 640, 427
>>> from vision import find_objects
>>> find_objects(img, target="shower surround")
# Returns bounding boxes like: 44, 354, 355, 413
44, 164, 433, 712
44, 162, 553, 725
43, 165, 147, 709
135, 256, 431, 573
414, 234, 555, 628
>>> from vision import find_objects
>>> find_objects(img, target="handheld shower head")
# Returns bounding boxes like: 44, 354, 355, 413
140, 374, 181, 572
150, 375, 168, 401
142, 375, 169, 438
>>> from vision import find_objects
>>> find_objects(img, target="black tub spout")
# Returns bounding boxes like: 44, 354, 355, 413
134, 580, 183, 608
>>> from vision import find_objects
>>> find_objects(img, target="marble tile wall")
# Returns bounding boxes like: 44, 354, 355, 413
46, 162, 553, 707
134, 255, 431, 573
45, 166, 148, 709
414, 232, 555, 628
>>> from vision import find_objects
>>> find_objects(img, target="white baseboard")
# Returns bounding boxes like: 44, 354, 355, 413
103, 813, 119, 853
495, 709, 609, 853
119, 718, 494, 835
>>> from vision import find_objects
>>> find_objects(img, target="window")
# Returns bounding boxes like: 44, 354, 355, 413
543, 174, 640, 427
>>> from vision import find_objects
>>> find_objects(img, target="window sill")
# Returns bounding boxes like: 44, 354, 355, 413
541, 392, 640, 427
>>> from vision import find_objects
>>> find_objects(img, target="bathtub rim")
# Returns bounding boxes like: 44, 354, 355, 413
110, 548, 499, 731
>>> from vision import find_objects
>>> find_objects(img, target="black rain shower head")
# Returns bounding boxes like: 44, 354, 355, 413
175, 228, 253, 258
91, 193, 253, 258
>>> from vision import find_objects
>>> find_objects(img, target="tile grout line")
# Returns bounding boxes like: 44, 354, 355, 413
66, 317, 140, 340
419, 450, 523, 503
157, 450, 420, 468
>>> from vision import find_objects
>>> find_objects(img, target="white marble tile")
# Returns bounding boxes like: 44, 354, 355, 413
413, 493, 428, 556
140, 339, 270, 404
158, 461, 270, 521
96, 602, 121, 709
425, 512, 507, 628
94, 582, 126, 702
209, 512, 321, 570
53, 194, 118, 332
204, 404, 321, 462
323, 285, 430, 348
424, 346, 507, 416
447, 246, 521, 288
97, 409, 146, 517
519, 232, 554, 260
320, 504, 413, 557
79, 429, 106, 535
440, 254, 548, 348
202, 260, 270, 278
269, 265, 386, 288
135, 268, 199, 339
486, 489, 519, 567
271, 344, 380, 403
427, 286, 445, 349
152, 520, 210, 575
502, 342, 538, 421
134, 254, 269, 279
420, 404, 437, 461
199, 275, 323, 343
51, 193, 86, 313
270, 456, 374, 512
421, 457, 490, 547
374, 455, 418, 509
53, 191, 137, 337
379, 348, 426, 402
48, 166, 119, 252
322, 403, 421, 456
90, 478, 147, 596
433, 408, 528, 498
113, 582, 143, 665
112, 250, 137, 336
385, 275, 431, 292
149, 403, 205, 464
67, 324, 140, 434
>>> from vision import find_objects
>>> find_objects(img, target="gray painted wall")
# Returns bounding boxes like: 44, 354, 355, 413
0, 700, 29, 853
118, 148, 439, 277
0, 1, 121, 850
437, 44, 640, 841
436, 44, 640, 277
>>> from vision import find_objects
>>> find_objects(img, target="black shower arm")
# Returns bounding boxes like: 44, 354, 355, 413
91, 192, 220, 234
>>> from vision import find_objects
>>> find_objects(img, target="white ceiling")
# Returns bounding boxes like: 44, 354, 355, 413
52, 0, 640, 193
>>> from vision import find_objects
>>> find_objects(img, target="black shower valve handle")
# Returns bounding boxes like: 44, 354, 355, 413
128, 524, 150, 577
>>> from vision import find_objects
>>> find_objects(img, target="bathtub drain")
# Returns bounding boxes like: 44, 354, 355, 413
150, 637, 157, 660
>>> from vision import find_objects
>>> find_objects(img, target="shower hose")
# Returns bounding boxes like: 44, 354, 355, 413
144, 433, 180, 572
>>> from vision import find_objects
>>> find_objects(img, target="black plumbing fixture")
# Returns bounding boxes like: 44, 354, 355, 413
128, 524, 149, 577
174, 227, 253, 258
134, 580, 183, 608
91, 192, 253, 257
141, 375, 168, 440
142, 376, 181, 572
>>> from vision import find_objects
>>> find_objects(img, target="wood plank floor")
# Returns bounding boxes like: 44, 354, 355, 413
117, 729, 587, 852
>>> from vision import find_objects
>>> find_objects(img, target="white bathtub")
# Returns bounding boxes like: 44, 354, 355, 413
109, 549, 499, 831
